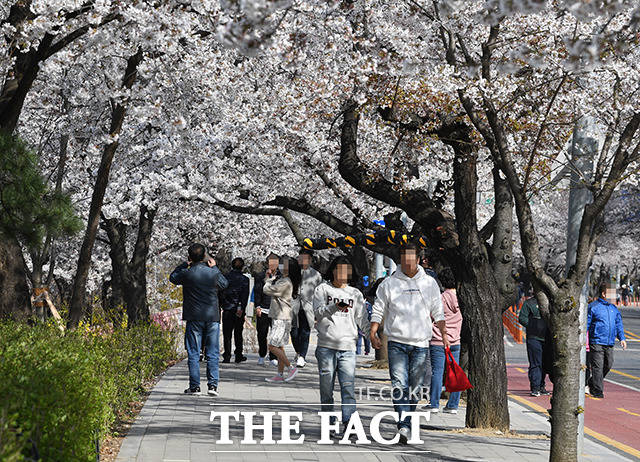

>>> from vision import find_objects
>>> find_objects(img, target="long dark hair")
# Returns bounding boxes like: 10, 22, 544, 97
324, 256, 355, 284
284, 256, 302, 299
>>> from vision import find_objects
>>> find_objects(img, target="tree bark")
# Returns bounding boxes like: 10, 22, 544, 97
547, 287, 581, 462
448, 121, 510, 430
0, 238, 31, 320
101, 204, 155, 327
67, 49, 143, 329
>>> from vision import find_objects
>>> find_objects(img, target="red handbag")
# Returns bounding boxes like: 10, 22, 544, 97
445, 347, 473, 392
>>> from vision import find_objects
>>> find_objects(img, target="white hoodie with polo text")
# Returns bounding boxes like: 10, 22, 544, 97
313, 283, 370, 351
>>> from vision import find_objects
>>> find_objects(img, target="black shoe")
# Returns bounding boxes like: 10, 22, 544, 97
398, 427, 410, 445
235, 355, 248, 363
221, 357, 231, 363
184, 386, 201, 395
540, 388, 551, 395
530, 390, 541, 397
208, 384, 219, 396
591, 393, 604, 399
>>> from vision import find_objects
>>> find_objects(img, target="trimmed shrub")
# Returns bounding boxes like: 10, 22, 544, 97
0, 320, 178, 461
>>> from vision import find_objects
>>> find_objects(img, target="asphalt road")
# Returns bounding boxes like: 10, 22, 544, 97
505, 306, 640, 391
504, 305, 640, 460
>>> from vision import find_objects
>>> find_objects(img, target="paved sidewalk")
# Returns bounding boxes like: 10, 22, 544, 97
116, 339, 630, 462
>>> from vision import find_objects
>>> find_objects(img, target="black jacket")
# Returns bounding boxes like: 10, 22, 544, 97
221, 269, 250, 312
170, 262, 228, 322
253, 271, 272, 310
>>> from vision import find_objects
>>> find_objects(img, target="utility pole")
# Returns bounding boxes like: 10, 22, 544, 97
565, 115, 597, 458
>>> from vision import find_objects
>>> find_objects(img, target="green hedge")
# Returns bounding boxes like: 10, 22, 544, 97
0, 321, 179, 461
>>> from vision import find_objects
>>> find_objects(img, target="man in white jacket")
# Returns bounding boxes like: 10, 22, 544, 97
370, 244, 448, 444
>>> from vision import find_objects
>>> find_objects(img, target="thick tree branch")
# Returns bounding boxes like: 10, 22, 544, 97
338, 101, 458, 249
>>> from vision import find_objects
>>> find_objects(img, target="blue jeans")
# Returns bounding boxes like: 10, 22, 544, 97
388, 341, 429, 430
526, 338, 545, 393
315, 346, 356, 423
429, 344, 461, 410
185, 320, 220, 389
356, 329, 370, 354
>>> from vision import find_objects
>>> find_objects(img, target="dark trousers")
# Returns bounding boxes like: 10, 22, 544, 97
222, 310, 244, 359
588, 343, 614, 397
526, 338, 546, 392
256, 313, 276, 360
291, 311, 311, 358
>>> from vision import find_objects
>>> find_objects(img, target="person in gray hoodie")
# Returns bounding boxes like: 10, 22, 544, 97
313, 256, 370, 430
370, 243, 447, 444
291, 249, 323, 368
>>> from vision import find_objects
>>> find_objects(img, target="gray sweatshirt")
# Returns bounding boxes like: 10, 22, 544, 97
263, 276, 294, 321
294, 267, 323, 327
313, 282, 370, 351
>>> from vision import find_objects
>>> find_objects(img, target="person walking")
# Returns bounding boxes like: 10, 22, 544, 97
170, 243, 228, 396
425, 268, 463, 413
264, 256, 302, 383
254, 253, 279, 366
355, 300, 372, 355
313, 256, 370, 431
518, 285, 551, 397
291, 249, 322, 368
587, 282, 628, 398
221, 257, 250, 364
370, 243, 447, 444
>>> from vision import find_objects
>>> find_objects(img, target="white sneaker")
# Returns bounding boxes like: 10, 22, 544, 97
442, 408, 458, 414
397, 427, 410, 445
270, 359, 278, 367
296, 356, 306, 367
585, 385, 590, 395
257, 357, 265, 366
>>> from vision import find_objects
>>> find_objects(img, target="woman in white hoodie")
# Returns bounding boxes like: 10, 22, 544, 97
313, 256, 370, 429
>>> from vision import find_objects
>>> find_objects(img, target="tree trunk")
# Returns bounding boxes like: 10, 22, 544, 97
0, 239, 31, 320
457, 272, 510, 429
101, 204, 155, 327
67, 49, 143, 329
449, 121, 510, 430
548, 288, 581, 462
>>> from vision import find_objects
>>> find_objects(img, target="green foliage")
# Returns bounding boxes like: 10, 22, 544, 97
0, 132, 82, 249
0, 320, 179, 461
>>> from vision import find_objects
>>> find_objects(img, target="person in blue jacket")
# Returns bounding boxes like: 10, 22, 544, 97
587, 282, 628, 398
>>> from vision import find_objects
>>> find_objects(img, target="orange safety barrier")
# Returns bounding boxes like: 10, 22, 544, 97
503, 299, 526, 344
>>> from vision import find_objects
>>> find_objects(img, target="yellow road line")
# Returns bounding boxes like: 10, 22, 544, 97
617, 408, 640, 417
611, 369, 640, 382
583, 428, 640, 459
624, 330, 640, 339
516, 367, 526, 374
508, 393, 640, 459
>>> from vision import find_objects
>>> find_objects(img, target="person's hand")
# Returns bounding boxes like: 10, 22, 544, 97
266, 268, 274, 278
256, 307, 262, 317
621, 340, 627, 350
336, 302, 349, 312
443, 336, 451, 350
236, 309, 243, 318
370, 332, 382, 350
207, 258, 216, 268
187, 260, 192, 268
